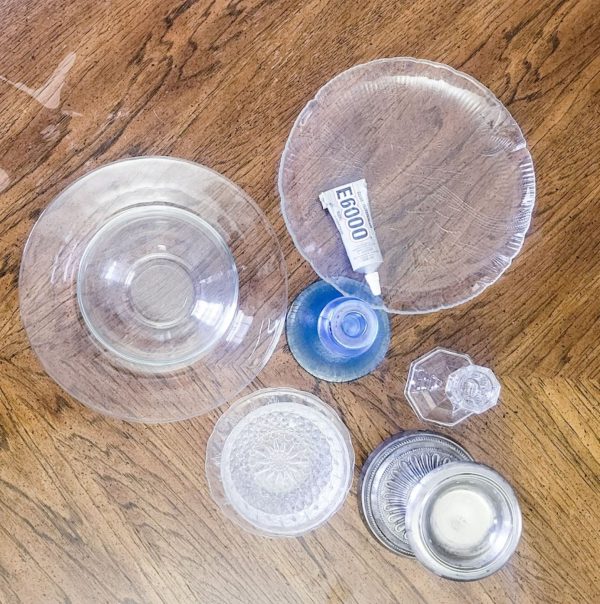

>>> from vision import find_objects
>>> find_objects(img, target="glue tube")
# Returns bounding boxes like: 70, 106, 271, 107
319, 178, 383, 296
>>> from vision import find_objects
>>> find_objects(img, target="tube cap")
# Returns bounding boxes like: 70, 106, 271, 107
365, 272, 381, 296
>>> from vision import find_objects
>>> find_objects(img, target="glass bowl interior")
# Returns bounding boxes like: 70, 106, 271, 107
405, 462, 522, 580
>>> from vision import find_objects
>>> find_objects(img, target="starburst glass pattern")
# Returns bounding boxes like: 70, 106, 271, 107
207, 389, 354, 536
382, 453, 455, 539
229, 411, 332, 514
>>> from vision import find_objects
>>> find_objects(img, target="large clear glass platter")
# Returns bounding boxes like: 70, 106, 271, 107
20, 157, 287, 422
279, 58, 535, 313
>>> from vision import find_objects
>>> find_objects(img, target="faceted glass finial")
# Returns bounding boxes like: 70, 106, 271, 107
405, 348, 501, 427
445, 366, 501, 414
317, 296, 380, 357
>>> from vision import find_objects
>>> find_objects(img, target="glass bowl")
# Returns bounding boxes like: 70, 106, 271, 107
405, 461, 522, 580
206, 388, 355, 536
279, 58, 535, 313
19, 157, 287, 422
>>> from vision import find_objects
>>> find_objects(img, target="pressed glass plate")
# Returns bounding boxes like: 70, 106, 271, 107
206, 388, 354, 536
279, 58, 535, 313
19, 157, 287, 423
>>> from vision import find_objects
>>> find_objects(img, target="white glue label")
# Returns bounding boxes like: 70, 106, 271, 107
319, 179, 383, 296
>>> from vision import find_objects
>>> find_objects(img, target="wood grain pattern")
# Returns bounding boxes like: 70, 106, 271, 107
1, 0, 599, 602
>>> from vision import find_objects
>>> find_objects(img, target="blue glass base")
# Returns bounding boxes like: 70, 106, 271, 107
286, 280, 390, 382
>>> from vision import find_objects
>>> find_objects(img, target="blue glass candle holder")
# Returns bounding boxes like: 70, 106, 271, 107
286, 280, 390, 382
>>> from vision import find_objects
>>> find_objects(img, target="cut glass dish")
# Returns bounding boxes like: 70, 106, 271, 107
206, 388, 354, 536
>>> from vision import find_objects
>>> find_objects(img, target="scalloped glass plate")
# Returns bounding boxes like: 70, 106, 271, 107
19, 157, 287, 423
279, 58, 535, 313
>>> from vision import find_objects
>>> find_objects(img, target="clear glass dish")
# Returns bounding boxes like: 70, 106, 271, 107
206, 388, 354, 537
19, 157, 287, 423
279, 58, 535, 313
405, 461, 522, 580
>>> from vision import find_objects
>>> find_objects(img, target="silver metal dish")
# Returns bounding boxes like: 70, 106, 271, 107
359, 431, 473, 556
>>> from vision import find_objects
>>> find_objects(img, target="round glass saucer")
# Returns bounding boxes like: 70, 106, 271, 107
19, 157, 287, 423
206, 388, 354, 537
405, 462, 522, 580
279, 58, 536, 313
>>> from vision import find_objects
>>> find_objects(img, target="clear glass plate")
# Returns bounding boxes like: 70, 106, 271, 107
19, 157, 287, 423
206, 388, 354, 536
279, 58, 535, 313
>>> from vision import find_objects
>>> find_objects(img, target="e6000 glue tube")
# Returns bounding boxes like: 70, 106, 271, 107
319, 179, 383, 296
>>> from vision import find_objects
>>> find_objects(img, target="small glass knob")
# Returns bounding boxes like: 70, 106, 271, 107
446, 365, 501, 414
317, 296, 379, 357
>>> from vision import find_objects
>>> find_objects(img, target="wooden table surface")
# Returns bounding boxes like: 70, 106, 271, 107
1, 0, 599, 602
